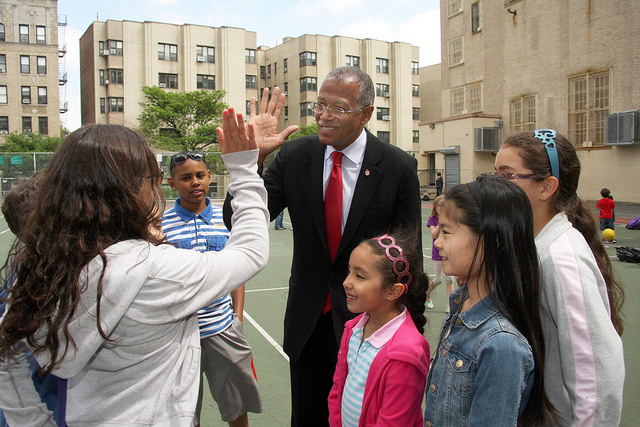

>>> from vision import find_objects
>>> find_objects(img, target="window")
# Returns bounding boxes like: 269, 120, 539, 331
108, 97, 124, 112
99, 41, 105, 56
300, 51, 316, 67
196, 45, 214, 63
38, 117, 48, 135
568, 70, 610, 146
158, 43, 178, 61
19, 25, 29, 43
22, 117, 32, 134
413, 130, 420, 143
284, 82, 288, 95
284, 106, 288, 117
37, 87, 47, 104
108, 40, 123, 56
20, 56, 30, 73
36, 26, 45, 44
100, 98, 105, 114
450, 82, 482, 115
411, 62, 419, 75
267, 64, 271, 78
0, 117, 8, 133
0, 86, 7, 104
245, 75, 257, 89
413, 107, 420, 120
245, 100, 251, 116
448, 0, 463, 16
377, 131, 390, 143
510, 95, 537, 133
448, 37, 464, 67
284, 58, 288, 72
376, 58, 389, 74
37, 56, 46, 74
0, 55, 5, 73
197, 74, 215, 90
300, 77, 317, 92
377, 107, 390, 121
260, 66, 266, 79
376, 84, 390, 97
99, 70, 105, 85
109, 69, 123, 84
471, 2, 481, 32
21, 86, 31, 104
346, 55, 360, 67
158, 73, 178, 89
273, 62, 277, 75
412, 84, 420, 97
0, 24, 5, 42
300, 102, 315, 117
245, 49, 256, 64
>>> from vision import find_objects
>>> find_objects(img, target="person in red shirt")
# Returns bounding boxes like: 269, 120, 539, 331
597, 188, 616, 241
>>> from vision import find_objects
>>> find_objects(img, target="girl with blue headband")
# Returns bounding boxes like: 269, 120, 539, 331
329, 230, 430, 426
495, 130, 624, 426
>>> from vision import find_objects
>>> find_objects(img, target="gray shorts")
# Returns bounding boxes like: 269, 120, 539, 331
195, 317, 263, 422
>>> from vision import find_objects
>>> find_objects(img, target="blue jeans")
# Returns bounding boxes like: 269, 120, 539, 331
275, 211, 284, 229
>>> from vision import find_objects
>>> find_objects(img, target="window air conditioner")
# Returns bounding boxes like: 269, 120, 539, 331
159, 83, 166, 88
382, 115, 390, 121
383, 92, 390, 98
105, 80, 109, 85
474, 127, 502, 152
101, 51, 109, 56
22, 98, 30, 104
0, 130, 8, 135
605, 110, 640, 145
196, 56, 205, 62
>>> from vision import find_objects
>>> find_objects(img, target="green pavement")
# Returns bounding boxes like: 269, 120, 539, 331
0, 203, 638, 426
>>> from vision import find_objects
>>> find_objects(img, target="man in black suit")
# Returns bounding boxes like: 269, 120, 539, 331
225, 67, 421, 426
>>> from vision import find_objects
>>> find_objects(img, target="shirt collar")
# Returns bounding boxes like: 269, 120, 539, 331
174, 198, 212, 223
353, 306, 408, 349
324, 128, 367, 167
449, 285, 501, 329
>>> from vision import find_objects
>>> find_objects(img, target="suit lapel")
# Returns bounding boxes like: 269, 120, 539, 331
337, 132, 383, 259
304, 139, 330, 253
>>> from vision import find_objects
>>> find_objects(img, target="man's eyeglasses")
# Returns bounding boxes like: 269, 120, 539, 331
170, 150, 205, 170
490, 171, 540, 180
313, 102, 365, 118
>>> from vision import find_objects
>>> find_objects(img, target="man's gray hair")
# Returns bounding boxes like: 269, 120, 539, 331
325, 67, 374, 109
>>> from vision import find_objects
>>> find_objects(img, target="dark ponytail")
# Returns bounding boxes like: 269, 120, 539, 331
502, 131, 624, 335
364, 228, 427, 334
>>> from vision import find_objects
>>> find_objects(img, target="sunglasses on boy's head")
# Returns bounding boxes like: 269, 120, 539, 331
170, 150, 205, 170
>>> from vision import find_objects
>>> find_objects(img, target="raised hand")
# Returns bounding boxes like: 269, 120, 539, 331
217, 108, 257, 154
249, 87, 300, 165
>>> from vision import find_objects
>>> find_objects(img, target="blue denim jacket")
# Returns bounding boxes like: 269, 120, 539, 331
424, 286, 534, 427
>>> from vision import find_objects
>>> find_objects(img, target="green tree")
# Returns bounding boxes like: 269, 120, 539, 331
0, 132, 62, 152
287, 122, 318, 140
138, 86, 228, 151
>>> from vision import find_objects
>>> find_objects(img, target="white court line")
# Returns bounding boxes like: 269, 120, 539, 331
0, 229, 12, 235
245, 287, 288, 293
243, 310, 289, 362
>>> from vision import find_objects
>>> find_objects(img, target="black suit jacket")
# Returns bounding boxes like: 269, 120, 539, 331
224, 130, 422, 362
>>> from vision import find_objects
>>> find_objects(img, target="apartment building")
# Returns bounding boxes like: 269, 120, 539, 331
260, 34, 421, 153
79, 20, 260, 128
420, 0, 640, 202
79, 22, 422, 154
0, 0, 63, 138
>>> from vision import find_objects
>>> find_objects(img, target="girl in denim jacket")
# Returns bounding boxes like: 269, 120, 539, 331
424, 176, 555, 426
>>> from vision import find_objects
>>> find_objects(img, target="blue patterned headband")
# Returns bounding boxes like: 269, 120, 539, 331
533, 129, 559, 180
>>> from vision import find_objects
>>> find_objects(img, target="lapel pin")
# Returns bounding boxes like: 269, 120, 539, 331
364, 169, 370, 176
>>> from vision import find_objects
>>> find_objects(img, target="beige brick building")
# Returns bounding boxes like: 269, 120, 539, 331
0, 0, 63, 138
79, 21, 422, 154
420, 0, 640, 203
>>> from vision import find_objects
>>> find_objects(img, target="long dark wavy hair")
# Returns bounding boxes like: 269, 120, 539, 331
0, 124, 165, 374
363, 228, 428, 334
502, 131, 624, 336
441, 175, 556, 426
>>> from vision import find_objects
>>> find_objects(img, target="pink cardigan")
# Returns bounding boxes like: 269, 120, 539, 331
328, 312, 430, 427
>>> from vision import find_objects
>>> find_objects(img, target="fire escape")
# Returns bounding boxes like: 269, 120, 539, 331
58, 14, 68, 123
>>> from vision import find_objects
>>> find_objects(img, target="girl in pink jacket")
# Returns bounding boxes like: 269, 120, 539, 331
328, 231, 430, 427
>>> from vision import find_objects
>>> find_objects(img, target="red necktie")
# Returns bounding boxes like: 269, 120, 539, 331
323, 151, 343, 313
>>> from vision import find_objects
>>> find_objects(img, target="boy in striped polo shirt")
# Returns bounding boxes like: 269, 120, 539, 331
162, 151, 262, 427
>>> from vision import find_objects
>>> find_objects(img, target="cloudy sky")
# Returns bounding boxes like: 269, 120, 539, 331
58, 0, 442, 131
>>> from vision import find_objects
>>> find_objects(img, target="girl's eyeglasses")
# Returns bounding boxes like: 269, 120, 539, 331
490, 171, 540, 180
145, 169, 165, 184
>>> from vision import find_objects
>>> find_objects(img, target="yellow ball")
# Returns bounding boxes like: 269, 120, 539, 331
602, 228, 615, 241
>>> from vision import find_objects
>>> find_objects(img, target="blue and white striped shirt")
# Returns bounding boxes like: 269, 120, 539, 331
161, 198, 235, 338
